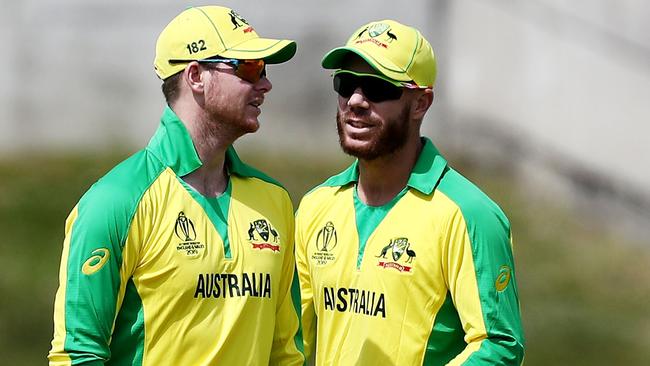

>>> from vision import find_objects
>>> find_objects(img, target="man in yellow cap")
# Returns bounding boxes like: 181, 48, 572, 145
48, 6, 304, 365
295, 20, 525, 365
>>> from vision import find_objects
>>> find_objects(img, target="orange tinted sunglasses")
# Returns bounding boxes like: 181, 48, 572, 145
169, 58, 266, 83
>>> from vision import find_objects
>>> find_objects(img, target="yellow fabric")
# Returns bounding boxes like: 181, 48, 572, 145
295, 185, 489, 365
154, 6, 296, 79
116, 169, 301, 365
322, 19, 436, 87
49, 207, 78, 366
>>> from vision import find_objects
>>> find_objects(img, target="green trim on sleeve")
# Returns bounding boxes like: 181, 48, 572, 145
109, 279, 145, 366
423, 292, 466, 365
290, 268, 306, 358
63, 150, 165, 362
437, 169, 525, 364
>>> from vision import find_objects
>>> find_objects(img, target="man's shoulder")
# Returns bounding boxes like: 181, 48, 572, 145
296, 178, 352, 221
78, 149, 165, 213
436, 167, 510, 230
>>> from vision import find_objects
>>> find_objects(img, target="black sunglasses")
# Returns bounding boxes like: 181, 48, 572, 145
333, 70, 406, 103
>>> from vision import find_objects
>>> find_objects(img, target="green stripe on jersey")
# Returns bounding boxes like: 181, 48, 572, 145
423, 292, 465, 365
64, 150, 164, 362
353, 186, 408, 269
437, 168, 524, 363
109, 279, 145, 366
179, 178, 233, 259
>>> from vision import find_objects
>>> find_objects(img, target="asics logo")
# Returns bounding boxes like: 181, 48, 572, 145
495, 265, 512, 292
82, 248, 110, 275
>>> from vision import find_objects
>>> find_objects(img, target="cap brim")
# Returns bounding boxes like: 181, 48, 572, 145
321, 47, 411, 82
220, 38, 297, 64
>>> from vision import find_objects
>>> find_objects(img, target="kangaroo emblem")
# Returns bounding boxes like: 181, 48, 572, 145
247, 223, 255, 240
376, 239, 393, 258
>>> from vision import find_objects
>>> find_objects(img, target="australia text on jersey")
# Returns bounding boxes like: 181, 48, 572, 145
194, 272, 272, 299
323, 286, 386, 318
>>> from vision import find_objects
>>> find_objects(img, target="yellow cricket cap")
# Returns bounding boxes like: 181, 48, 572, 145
154, 6, 297, 79
322, 20, 436, 87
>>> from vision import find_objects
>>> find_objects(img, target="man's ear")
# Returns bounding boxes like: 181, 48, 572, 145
411, 88, 434, 120
184, 61, 205, 94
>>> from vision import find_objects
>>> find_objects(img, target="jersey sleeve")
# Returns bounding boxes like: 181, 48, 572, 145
294, 205, 317, 364
49, 183, 142, 365
443, 205, 525, 365
269, 195, 306, 366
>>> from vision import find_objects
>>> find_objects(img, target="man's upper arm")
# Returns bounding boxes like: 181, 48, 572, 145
269, 193, 306, 366
443, 204, 525, 365
49, 158, 152, 365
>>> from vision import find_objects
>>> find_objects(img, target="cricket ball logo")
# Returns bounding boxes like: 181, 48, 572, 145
376, 237, 416, 272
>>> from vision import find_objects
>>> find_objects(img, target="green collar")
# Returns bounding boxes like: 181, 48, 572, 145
321, 137, 448, 195
146, 106, 283, 187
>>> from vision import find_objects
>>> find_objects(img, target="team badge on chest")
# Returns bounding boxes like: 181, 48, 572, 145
376, 237, 416, 273
247, 219, 280, 252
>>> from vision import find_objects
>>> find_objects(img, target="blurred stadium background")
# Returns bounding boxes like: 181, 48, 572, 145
1, 0, 649, 364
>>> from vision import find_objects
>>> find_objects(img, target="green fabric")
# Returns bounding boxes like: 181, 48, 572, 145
108, 280, 145, 366
64, 150, 164, 363
60, 106, 294, 363
437, 169, 525, 364
179, 178, 233, 259
353, 186, 407, 268
149, 106, 286, 189
290, 269, 306, 363
315, 137, 447, 195
422, 292, 466, 365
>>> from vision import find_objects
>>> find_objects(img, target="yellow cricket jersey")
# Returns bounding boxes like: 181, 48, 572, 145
49, 107, 305, 365
295, 138, 524, 365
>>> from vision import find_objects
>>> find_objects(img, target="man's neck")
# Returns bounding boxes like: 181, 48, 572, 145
357, 137, 423, 207
174, 106, 234, 197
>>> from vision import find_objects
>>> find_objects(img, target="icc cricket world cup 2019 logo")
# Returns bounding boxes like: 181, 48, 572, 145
175, 212, 196, 241
312, 221, 338, 266
316, 221, 337, 252
174, 212, 204, 257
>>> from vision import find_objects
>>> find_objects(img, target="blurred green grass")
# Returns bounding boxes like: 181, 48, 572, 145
1, 149, 648, 365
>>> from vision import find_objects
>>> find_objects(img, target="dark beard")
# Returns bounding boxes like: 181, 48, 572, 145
336, 105, 411, 160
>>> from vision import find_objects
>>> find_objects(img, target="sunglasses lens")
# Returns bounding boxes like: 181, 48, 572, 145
333, 72, 403, 103
333, 73, 356, 98
235, 59, 266, 83
363, 77, 403, 102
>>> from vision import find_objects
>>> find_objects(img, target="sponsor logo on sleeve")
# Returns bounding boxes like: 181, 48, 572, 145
82, 248, 110, 275
495, 265, 512, 292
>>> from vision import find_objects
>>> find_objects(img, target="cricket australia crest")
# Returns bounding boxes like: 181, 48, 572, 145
376, 237, 416, 273
247, 219, 280, 252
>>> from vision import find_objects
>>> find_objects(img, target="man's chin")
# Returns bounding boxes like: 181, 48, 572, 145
339, 138, 381, 160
